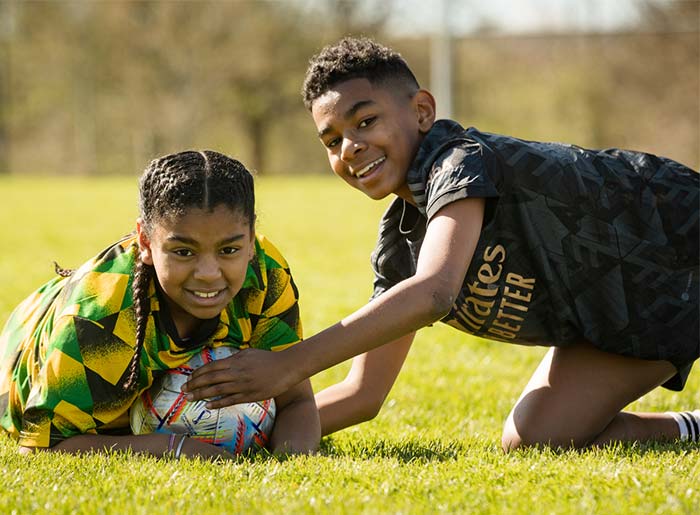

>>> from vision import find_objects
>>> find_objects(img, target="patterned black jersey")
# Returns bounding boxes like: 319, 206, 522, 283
0, 234, 302, 448
371, 120, 699, 390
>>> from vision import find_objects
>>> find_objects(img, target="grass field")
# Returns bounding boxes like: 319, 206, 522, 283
1, 175, 698, 514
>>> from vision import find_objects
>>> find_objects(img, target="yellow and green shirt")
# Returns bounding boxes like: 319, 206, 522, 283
0, 234, 302, 448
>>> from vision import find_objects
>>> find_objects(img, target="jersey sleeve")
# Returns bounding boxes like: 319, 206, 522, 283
423, 139, 500, 221
19, 313, 135, 448
248, 237, 303, 352
370, 199, 421, 300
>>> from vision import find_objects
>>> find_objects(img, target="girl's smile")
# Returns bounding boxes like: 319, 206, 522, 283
137, 204, 255, 339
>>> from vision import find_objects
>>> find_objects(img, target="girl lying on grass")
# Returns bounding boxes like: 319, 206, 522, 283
0, 150, 320, 458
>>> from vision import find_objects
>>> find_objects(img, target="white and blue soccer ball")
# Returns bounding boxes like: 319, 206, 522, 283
130, 346, 276, 454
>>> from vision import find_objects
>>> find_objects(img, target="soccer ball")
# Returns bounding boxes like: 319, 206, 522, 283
130, 346, 276, 454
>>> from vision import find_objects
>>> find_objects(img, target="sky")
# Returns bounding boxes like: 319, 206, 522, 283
383, 0, 670, 36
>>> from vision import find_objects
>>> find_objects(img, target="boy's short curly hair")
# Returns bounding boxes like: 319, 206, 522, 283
302, 37, 420, 110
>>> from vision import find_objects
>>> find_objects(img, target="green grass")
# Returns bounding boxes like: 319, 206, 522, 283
1, 175, 698, 515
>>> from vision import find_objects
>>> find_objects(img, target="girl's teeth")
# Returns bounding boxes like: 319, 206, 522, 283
194, 291, 218, 298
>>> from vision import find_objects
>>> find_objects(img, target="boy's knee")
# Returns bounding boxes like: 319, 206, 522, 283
500, 417, 553, 452
500, 408, 582, 452
501, 413, 525, 452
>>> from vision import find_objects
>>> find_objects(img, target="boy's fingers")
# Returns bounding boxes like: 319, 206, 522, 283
183, 368, 240, 393
186, 384, 238, 404
203, 395, 245, 409
188, 358, 232, 379
181, 348, 296, 404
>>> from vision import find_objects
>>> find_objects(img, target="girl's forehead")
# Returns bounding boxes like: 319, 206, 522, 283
155, 205, 251, 234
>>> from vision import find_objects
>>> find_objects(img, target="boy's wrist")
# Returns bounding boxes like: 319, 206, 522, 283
287, 340, 320, 383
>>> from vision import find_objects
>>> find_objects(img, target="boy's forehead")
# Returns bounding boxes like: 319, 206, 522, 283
312, 78, 403, 127
313, 78, 375, 108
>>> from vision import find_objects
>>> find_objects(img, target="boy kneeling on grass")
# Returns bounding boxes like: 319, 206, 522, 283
184, 37, 699, 450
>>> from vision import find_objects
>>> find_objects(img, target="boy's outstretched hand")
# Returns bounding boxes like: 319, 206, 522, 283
181, 348, 301, 408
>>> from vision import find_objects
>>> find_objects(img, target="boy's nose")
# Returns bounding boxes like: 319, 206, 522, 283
340, 137, 365, 162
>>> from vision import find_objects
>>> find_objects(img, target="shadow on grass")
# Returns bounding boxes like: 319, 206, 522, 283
277, 437, 699, 463
315, 437, 481, 462
504, 439, 699, 459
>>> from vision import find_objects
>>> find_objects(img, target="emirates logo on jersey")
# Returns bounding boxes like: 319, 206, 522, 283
450, 244, 536, 341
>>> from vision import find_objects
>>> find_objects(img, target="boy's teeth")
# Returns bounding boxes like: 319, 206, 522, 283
194, 291, 218, 298
356, 156, 385, 177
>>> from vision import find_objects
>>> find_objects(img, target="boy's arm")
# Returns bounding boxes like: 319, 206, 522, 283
315, 332, 414, 436
268, 378, 320, 454
184, 197, 485, 405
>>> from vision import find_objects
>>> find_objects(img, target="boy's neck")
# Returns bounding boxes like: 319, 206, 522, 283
395, 185, 416, 206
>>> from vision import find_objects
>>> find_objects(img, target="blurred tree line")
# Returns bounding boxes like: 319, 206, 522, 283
0, 0, 697, 176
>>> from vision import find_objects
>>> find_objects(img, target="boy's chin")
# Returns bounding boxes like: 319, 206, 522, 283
355, 187, 396, 201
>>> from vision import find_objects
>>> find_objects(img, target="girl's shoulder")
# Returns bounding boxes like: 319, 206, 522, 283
253, 234, 290, 271
55, 234, 140, 318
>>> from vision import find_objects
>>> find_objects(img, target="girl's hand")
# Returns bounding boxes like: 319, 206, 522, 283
182, 348, 302, 408
176, 435, 234, 460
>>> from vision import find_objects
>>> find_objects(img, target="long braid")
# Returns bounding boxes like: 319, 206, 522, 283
124, 255, 153, 391
123, 150, 255, 392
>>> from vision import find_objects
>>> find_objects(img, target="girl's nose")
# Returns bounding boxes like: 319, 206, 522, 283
194, 254, 223, 281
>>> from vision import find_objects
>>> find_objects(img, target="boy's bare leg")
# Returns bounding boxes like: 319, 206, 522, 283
501, 341, 679, 450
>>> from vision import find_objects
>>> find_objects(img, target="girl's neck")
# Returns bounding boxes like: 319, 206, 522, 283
155, 285, 220, 347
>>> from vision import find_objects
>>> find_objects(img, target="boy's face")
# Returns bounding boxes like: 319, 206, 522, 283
311, 78, 435, 201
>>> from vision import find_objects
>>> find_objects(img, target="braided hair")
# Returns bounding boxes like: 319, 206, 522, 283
301, 36, 420, 110
123, 150, 255, 391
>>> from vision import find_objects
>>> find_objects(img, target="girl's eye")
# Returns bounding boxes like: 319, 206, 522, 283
325, 137, 340, 149
173, 248, 194, 257
359, 117, 376, 129
220, 247, 239, 255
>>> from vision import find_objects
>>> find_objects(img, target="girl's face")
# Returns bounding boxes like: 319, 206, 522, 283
137, 204, 255, 339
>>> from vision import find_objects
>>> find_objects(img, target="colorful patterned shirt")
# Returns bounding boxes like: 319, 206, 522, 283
0, 234, 302, 448
371, 119, 699, 390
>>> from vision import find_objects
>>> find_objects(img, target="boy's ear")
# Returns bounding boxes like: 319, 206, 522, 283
413, 89, 436, 133
135, 218, 154, 266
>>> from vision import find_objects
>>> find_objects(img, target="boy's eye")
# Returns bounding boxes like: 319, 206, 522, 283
325, 137, 340, 149
220, 247, 239, 255
173, 248, 194, 257
358, 116, 376, 128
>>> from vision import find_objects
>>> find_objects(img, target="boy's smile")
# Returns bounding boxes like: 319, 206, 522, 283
311, 78, 435, 202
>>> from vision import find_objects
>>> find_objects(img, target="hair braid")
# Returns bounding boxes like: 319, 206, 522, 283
124, 254, 153, 391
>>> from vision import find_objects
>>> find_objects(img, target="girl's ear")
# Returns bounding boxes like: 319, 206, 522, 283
413, 89, 436, 133
136, 219, 154, 266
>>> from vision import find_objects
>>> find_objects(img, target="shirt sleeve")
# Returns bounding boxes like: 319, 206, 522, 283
248, 237, 303, 352
424, 140, 500, 221
19, 314, 135, 448
370, 199, 420, 300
